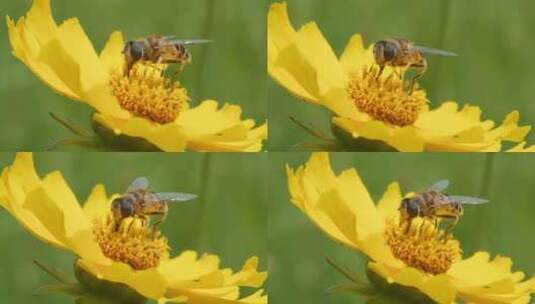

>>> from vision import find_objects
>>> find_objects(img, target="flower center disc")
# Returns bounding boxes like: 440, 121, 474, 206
347, 66, 428, 127
110, 62, 189, 124
94, 215, 169, 270
385, 219, 461, 275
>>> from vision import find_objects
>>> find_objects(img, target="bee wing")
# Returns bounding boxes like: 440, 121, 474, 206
126, 176, 150, 192
155, 192, 198, 203
167, 39, 213, 45
428, 179, 450, 192
448, 195, 489, 205
415, 45, 458, 57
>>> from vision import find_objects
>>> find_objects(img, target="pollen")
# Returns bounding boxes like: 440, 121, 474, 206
385, 219, 461, 275
93, 215, 169, 270
110, 62, 189, 124
347, 66, 428, 127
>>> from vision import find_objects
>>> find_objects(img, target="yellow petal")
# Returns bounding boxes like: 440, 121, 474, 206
484, 111, 530, 143
332, 117, 426, 151
286, 152, 386, 251
0, 153, 108, 264
507, 142, 535, 152
99, 31, 125, 74
376, 182, 402, 221
0, 154, 67, 249
449, 252, 515, 287
93, 113, 188, 152
267, 2, 318, 102
416, 102, 487, 137
268, 3, 358, 118
177, 100, 266, 152
22, 171, 108, 264
333, 168, 384, 239
78, 258, 167, 300
159, 251, 222, 286
161, 252, 267, 304
7, 0, 128, 118
225, 257, 267, 288
449, 252, 535, 303
7, 11, 81, 100
416, 104, 529, 152
82, 184, 111, 223
369, 263, 457, 303
339, 34, 370, 75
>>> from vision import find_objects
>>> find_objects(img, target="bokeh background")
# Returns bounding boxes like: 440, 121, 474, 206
269, 152, 535, 303
268, 0, 535, 150
0, 152, 267, 303
0, 0, 267, 150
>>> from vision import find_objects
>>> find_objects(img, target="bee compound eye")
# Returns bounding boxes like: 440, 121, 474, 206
130, 42, 145, 60
119, 199, 134, 217
406, 200, 420, 217
382, 42, 397, 61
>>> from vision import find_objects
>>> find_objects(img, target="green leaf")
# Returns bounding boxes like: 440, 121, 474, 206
325, 257, 366, 284
326, 283, 376, 296
34, 260, 74, 284
75, 293, 145, 304
34, 283, 85, 297
289, 115, 334, 141
49, 112, 94, 138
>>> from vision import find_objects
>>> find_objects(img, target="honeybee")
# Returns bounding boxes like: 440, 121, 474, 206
123, 35, 211, 75
111, 176, 197, 231
373, 38, 458, 92
399, 179, 488, 234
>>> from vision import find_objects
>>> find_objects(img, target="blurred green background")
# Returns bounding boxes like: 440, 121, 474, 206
1, 0, 267, 150
268, 0, 535, 150
0, 152, 267, 303
269, 152, 535, 303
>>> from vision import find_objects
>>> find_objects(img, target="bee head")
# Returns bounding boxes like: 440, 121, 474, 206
111, 196, 134, 220
373, 40, 397, 64
399, 197, 419, 218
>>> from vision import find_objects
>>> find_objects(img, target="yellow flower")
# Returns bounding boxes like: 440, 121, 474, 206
507, 142, 535, 152
286, 153, 535, 303
0, 153, 267, 303
7, 0, 267, 152
269, 2, 531, 152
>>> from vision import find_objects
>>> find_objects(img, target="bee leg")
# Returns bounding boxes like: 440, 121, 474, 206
442, 216, 458, 242
408, 59, 427, 94
169, 62, 186, 84
151, 213, 167, 238
417, 220, 425, 236
375, 65, 385, 80
403, 218, 412, 234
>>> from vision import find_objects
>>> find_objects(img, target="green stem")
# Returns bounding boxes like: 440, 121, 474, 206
474, 153, 495, 247
479, 153, 495, 198
428, 0, 453, 98
188, 153, 213, 250
193, 0, 216, 99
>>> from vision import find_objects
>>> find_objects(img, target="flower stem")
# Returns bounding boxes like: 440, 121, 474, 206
193, 0, 216, 99
478, 153, 495, 198
428, 0, 453, 98
473, 153, 495, 247
188, 153, 213, 250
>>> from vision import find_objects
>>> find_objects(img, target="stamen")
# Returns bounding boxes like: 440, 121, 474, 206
110, 62, 189, 124
93, 215, 169, 270
385, 219, 461, 275
347, 66, 428, 127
